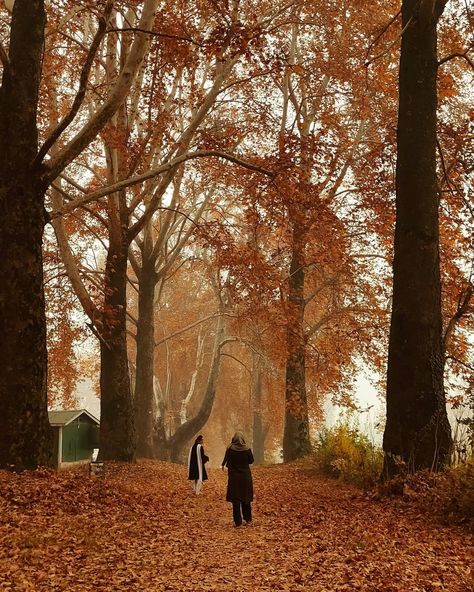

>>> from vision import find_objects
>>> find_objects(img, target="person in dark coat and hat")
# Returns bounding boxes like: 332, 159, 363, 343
221, 431, 254, 527
188, 435, 209, 494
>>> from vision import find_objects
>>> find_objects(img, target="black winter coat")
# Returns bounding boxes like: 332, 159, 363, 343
188, 443, 209, 480
222, 447, 254, 503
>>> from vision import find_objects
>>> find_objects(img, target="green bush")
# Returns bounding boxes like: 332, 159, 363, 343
312, 422, 383, 488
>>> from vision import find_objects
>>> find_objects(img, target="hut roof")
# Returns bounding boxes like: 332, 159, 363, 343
48, 409, 99, 427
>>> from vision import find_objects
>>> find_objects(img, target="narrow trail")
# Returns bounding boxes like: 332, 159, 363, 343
0, 461, 472, 591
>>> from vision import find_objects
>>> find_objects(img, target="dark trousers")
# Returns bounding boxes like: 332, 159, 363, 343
232, 501, 252, 526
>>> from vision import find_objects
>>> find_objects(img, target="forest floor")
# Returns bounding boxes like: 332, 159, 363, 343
0, 461, 472, 592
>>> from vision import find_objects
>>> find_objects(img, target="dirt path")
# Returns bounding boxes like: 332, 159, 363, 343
0, 461, 472, 591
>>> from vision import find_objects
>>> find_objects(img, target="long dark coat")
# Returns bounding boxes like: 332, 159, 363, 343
222, 447, 254, 503
188, 443, 209, 480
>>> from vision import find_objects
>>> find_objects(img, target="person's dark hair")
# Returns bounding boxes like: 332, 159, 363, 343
195, 435, 203, 443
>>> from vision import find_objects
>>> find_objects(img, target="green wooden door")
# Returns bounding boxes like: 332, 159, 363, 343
61, 416, 98, 462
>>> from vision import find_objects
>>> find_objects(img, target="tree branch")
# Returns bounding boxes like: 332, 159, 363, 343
305, 306, 369, 339
154, 312, 223, 347
443, 284, 473, 351
59, 173, 88, 194
107, 27, 203, 47
49, 149, 274, 218
438, 49, 474, 69
365, 10, 401, 61
445, 355, 474, 372
154, 197, 213, 280
34, 1, 114, 167
304, 276, 337, 305
220, 353, 252, 374
128, 246, 141, 279
43, 0, 160, 184
365, 16, 413, 68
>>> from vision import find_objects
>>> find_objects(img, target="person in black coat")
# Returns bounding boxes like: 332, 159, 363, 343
188, 435, 209, 494
222, 431, 254, 527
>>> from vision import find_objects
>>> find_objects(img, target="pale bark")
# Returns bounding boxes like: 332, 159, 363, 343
44, 0, 160, 183
50, 187, 100, 326
180, 331, 207, 424
35, 1, 114, 165
167, 313, 228, 462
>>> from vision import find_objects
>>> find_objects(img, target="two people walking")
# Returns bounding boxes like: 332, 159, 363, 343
187, 431, 254, 527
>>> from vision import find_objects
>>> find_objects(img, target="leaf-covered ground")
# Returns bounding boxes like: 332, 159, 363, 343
0, 461, 472, 591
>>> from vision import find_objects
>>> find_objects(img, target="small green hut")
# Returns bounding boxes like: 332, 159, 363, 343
48, 410, 100, 468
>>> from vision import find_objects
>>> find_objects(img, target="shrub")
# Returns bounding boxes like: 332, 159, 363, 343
312, 422, 383, 488
377, 460, 474, 531
449, 461, 474, 523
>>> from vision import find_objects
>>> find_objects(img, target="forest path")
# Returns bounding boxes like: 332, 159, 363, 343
0, 461, 472, 591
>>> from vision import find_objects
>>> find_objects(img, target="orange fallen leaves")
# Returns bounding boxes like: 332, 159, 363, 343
0, 461, 472, 591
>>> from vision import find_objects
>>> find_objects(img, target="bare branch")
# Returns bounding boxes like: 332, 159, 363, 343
126, 310, 138, 327
218, 336, 266, 357
128, 54, 241, 238
220, 353, 252, 374
155, 196, 213, 279
326, 119, 367, 200
352, 253, 390, 261
154, 312, 222, 347
128, 246, 141, 279
51, 210, 101, 328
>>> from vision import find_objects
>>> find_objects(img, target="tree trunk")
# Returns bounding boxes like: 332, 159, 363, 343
165, 314, 227, 463
98, 236, 136, 461
251, 351, 265, 464
134, 233, 157, 458
153, 418, 170, 461
383, 0, 452, 477
180, 331, 206, 425
0, 174, 52, 470
283, 223, 311, 461
0, 0, 53, 470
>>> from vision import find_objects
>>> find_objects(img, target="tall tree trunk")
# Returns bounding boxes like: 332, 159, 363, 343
134, 234, 157, 458
98, 236, 136, 461
283, 222, 311, 461
0, 0, 53, 470
383, 0, 452, 476
98, 37, 137, 461
251, 351, 265, 464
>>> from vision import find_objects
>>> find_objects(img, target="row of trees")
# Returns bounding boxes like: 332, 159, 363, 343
0, 0, 472, 472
